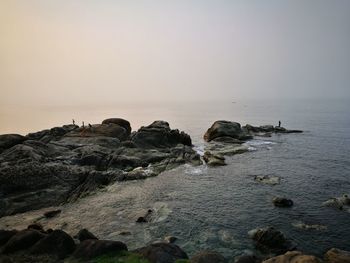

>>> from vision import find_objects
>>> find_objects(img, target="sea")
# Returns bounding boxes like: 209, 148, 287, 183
0, 98, 349, 258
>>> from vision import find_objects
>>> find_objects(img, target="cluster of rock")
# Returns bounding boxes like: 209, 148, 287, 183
0, 119, 200, 217
202, 120, 302, 166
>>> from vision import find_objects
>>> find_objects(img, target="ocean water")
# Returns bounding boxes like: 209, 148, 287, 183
1, 99, 350, 258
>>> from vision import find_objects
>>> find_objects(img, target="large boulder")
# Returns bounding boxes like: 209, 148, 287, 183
262, 251, 321, 263
1, 229, 46, 254
74, 229, 98, 241
250, 227, 294, 254
190, 250, 227, 263
72, 239, 127, 260
30, 230, 76, 259
324, 248, 350, 263
0, 230, 18, 247
0, 134, 26, 152
204, 121, 251, 142
203, 151, 226, 166
102, 118, 132, 134
132, 121, 192, 148
66, 124, 128, 141
135, 242, 188, 263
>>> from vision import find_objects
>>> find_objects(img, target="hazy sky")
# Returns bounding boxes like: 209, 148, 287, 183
1, 0, 350, 107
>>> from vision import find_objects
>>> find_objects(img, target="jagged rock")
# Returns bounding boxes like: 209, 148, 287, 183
203, 151, 226, 166
135, 242, 188, 263
204, 121, 252, 142
0, 134, 26, 152
29, 230, 76, 259
44, 209, 61, 218
262, 251, 321, 263
249, 227, 294, 254
322, 195, 350, 211
102, 118, 132, 135
324, 248, 350, 263
272, 197, 293, 207
132, 121, 192, 148
234, 255, 260, 263
190, 250, 227, 263
254, 175, 280, 185
1, 229, 46, 254
27, 223, 44, 232
74, 229, 98, 241
72, 239, 127, 260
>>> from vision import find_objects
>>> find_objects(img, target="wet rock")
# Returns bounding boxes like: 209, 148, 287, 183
203, 151, 226, 166
1, 229, 46, 254
249, 227, 294, 254
164, 236, 177, 244
324, 248, 350, 263
44, 209, 61, 218
135, 242, 188, 263
204, 121, 252, 142
322, 194, 350, 211
136, 209, 153, 223
0, 134, 26, 152
0, 230, 18, 247
244, 124, 302, 135
125, 167, 156, 180
211, 136, 244, 144
272, 197, 293, 207
262, 251, 321, 263
74, 228, 98, 241
190, 250, 227, 263
254, 175, 280, 185
72, 239, 127, 260
132, 121, 192, 148
30, 230, 76, 259
102, 118, 132, 135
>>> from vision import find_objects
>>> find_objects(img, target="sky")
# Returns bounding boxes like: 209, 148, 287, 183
1, 0, 350, 108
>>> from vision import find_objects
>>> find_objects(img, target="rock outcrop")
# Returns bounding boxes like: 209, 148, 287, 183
324, 248, 350, 263
0, 119, 200, 217
190, 250, 227, 263
262, 251, 322, 263
204, 121, 252, 142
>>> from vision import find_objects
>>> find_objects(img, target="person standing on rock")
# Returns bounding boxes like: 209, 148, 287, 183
278, 121, 281, 127
72, 119, 75, 125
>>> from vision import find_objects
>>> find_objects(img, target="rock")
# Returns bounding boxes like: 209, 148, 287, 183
0, 230, 18, 247
204, 121, 251, 142
322, 194, 350, 211
30, 230, 76, 259
136, 209, 153, 223
72, 239, 127, 260
27, 223, 44, 232
262, 251, 322, 263
102, 118, 132, 135
272, 197, 293, 207
254, 175, 280, 185
190, 250, 227, 263
43, 209, 61, 218
324, 248, 350, 263
74, 229, 98, 241
211, 136, 244, 144
243, 124, 303, 135
0, 134, 26, 152
249, 227, 294, 254
132, 121, 192, 148
1, 229, 46, 254
203, 151, 226, 166
234, 255, 260, 263
135, 242, 188, 263
164, 236, 177, 244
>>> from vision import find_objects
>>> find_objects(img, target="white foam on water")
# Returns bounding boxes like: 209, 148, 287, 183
246, 140, 276, 147
184, 164, 207, 175
194, 144, 205, 156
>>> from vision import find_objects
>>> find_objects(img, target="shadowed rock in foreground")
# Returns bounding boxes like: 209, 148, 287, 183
0, 119, 200, 217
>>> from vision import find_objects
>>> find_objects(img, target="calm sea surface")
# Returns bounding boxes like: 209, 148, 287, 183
1, 99, 349, 258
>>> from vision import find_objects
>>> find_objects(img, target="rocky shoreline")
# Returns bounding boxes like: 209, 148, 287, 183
1, 118, 349, 262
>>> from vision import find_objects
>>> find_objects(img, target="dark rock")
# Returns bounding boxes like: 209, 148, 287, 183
0, 230, 18, 247
2, 229, 46, 254
235, 255, 260, 263
66, 124, 128, 141
102, 118, 132, 135
74, 229, 98, 241
135, 242, 188, 263
27, 223, 44, 232
164, 236, 177, 244
136, 217, 147, 223
272, 197, 293, 208
190, 250, 227, 263
72, 239, 127, 260
44, 209, 61, 218
30, 230, 76, 259
204, 121, 251, 142
132, 121, 192, 148
250, 227, 294, 255
136, 209, 153, 223
324, 248, 350, 263
0, 134, 26, 152
211, 136, 244, 144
